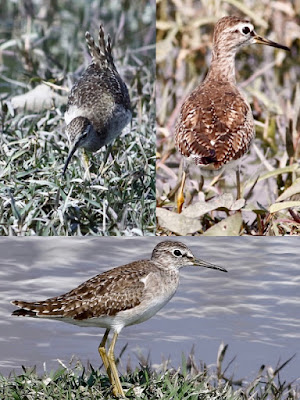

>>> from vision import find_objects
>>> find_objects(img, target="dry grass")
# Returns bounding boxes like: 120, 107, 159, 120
0, 0, 156, 236
156, 0, 300, 236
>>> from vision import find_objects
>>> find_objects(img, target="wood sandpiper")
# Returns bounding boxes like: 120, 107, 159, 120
175, 16, 289, 211
11, 240, 227, 398
63, 24, 132, 176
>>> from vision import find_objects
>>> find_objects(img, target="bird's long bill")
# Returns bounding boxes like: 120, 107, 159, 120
253, 34, 290, 51
62, 142, 80, 176
193, 258, 227, 273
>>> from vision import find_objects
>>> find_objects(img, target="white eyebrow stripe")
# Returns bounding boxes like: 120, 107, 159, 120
226, 22, 254, 33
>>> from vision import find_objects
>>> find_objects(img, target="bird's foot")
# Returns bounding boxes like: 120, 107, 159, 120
112, 384, 125, 398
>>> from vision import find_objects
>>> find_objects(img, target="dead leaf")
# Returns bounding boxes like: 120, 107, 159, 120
203, 213, 243, 236
156, 208, 202, 235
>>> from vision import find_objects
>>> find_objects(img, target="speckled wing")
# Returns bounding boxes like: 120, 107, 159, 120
67, 63, 130, 112
68, 24, 130, 111
12, 261, 154, 320
66, 64, 130, 134
175, 81, 255, 169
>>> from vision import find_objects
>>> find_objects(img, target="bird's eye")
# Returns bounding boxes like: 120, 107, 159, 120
242, 26, 250, 35
173, 249, 182, 257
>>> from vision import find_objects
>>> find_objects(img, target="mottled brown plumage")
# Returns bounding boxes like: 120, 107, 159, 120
175, 16, 289, 172
175, 80, 254, 169
12, 261, 158, 320
63, 25, 132, 175
11, 241, 227, 397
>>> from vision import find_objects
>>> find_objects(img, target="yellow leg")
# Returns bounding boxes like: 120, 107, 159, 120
82, 149, 91, 181
107, 332, 125, 398
236, 169, 241, 200
209, 171, 224, 187
177, 170, 186, 214
98, 329, 115, 387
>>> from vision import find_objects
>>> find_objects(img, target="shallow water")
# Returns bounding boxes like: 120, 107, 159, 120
0, 237, 299, 386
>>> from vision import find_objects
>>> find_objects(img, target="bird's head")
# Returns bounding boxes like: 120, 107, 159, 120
213, 16, 290, 55
62, 117, 93, 176
152, 241, 227, 272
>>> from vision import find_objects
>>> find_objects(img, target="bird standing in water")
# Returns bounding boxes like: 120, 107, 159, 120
11, 241, 227, 397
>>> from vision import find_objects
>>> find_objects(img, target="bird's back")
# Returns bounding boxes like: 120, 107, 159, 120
66, 63, 130, 138
64, 25, 131, 152
175, 78, 254, 170
11, 260, 178, 324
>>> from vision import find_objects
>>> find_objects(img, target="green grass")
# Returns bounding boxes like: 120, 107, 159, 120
0, 0, 156, 236
0, 345, 298, 399
156, 0, 300, 236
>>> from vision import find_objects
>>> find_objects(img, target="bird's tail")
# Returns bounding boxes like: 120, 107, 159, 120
11, 299, 63, 317
85, 25, 116, 69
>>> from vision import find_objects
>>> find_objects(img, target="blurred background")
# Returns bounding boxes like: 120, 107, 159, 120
0, 0, 156, 236
156, 0, 300, 235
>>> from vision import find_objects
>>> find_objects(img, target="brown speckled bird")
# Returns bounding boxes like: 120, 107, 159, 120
175, 16, 289, 210
11, 241, 227, 398
63, 24, 132, 176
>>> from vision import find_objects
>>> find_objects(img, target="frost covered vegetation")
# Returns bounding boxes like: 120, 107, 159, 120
0, 0, 156, 236
156, 0, 300, 236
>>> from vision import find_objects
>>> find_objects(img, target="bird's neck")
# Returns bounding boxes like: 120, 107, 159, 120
154, 260, 180, 274
205, 48, 237, 84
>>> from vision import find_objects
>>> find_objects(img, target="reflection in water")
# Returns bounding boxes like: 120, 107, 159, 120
0, 237, 299, 385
